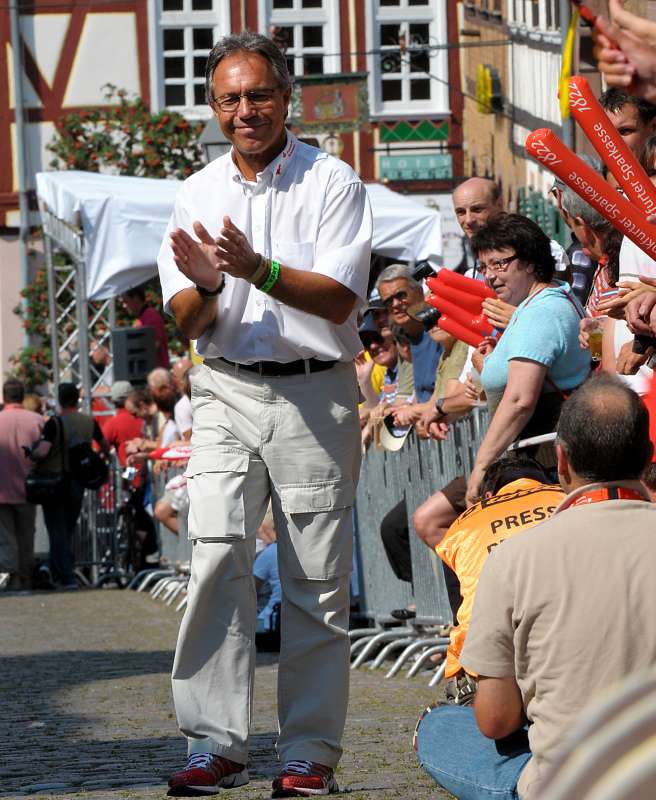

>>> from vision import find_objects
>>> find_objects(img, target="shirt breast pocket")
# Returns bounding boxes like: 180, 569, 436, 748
272, 240, 314, 270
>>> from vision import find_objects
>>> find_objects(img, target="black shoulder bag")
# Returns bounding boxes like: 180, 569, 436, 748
25, 416, 69, 505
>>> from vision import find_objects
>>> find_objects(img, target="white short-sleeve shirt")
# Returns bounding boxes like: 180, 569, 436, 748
158, 133, 373, 363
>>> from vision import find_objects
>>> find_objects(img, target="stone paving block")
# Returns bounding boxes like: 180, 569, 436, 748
0, 590, 452, 799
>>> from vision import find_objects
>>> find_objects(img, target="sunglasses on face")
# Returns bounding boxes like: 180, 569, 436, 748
381, 290, 409, 308
360, 333, 385, 350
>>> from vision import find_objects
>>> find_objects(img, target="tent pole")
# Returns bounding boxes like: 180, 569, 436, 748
42, 212, 61, 390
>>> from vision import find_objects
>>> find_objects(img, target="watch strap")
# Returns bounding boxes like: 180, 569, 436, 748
196, 275, 225, 297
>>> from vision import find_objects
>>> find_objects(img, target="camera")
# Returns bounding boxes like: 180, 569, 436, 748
413, 261, 437, 282
407, 301, 441, 332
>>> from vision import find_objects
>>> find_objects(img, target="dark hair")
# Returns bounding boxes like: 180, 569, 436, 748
153, 385, 177, 416
599, 88, 656, 126
471, 213, 555, 282
58, 382, 80, 409
129, 388, 152, 407
123, 286, 146, 302
481, 454, 551, 498
639, 134, 656, 175
3, 378, 25, 404
604, 227, 623, 285
205, 31, 291, 106
557, 373, 653, 482
643, 462, 656, 492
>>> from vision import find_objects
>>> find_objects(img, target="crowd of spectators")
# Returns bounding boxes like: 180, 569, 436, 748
345, 34, 656, 790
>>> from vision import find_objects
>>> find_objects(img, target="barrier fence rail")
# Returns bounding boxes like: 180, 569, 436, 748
352, 408, 488, 680
354, 407, 489, 625
71, 456, 191, 587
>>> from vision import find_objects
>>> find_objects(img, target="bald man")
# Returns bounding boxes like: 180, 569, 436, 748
452, 177, 503, 240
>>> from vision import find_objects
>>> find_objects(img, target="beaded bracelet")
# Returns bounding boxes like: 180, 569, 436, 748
259, 259, 281, 294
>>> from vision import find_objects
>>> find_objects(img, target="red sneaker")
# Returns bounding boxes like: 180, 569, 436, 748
167, 753, 249, 796
271, 760, 338, 797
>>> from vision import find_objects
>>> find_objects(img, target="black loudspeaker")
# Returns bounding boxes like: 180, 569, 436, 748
111, 326, 156, 385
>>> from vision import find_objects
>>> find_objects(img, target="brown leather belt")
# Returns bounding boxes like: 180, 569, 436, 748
219, 356, 337, 377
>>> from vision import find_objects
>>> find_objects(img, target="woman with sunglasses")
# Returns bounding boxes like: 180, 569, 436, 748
465, 214, 591, 506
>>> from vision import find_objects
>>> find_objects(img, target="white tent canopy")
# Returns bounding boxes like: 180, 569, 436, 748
36, 170, 442, 300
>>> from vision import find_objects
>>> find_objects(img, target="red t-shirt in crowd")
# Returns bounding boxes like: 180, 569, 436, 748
92, 396, 113, 435
138, 305, 170, 368
103, 407, 144, 466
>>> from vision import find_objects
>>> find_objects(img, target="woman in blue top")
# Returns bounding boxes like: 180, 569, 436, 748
466, 214, 590, 505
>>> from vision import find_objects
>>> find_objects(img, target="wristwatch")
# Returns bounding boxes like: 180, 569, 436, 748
196, 275, 225, 297
434, 397, 447, 420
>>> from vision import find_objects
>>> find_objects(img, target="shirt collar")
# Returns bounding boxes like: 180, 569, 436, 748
555, 480, 650, 513
229, 131, 298, 187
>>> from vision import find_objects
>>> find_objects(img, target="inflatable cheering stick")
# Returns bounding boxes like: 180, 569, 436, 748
568, 76, 656, 216
437, 315, 488, 349
525, 129, 656, 262
425, 270, 497, 347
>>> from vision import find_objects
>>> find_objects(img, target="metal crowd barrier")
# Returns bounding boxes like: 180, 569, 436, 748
71, 456, 192, 588
74, 457, 122, 585
352, 408, 489, 680
132, 463, 192, 606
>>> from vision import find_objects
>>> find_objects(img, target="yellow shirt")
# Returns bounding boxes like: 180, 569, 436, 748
370, 362, 386, 397
436, 478, 564, 678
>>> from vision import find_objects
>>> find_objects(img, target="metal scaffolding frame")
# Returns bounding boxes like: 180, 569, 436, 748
39, 201, 116, 412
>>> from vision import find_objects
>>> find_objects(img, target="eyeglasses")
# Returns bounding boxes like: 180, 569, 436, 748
211, 89, 278, 112
361, 333, 385, 351
381, 290, 409, 308
478, 254, 517, 275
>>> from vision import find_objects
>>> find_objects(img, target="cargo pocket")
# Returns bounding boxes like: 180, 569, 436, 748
277, 479, 355, 579
184, 448, 250, 540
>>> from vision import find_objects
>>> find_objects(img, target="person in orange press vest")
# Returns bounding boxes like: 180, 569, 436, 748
435, 454, 564, 706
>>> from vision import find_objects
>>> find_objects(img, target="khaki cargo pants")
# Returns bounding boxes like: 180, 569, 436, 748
171, 359, 361, 768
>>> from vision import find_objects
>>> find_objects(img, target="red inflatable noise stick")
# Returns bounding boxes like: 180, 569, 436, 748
425, 270, 497, 347
644, 373, 656, 464
436, 314, 486, 349
568, 76, 656, 217
428, 295, 495, 340
525, 128, 656, 262
426, 269, 496, 301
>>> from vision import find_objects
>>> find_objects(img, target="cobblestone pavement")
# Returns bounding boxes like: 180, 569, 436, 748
1, 589, 452, 800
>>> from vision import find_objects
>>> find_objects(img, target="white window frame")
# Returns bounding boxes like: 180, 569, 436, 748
365, 0, 449, 120
149, 0, 230, 118
258, 0, 341, 77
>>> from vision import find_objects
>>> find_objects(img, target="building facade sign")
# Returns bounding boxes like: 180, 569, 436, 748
379, 153, 453, 181
289, 73, 369, 134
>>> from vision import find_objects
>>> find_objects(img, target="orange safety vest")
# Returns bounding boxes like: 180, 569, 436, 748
436, 478, 565, 678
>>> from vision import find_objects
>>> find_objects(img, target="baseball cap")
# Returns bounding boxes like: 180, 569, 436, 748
111, 380, 134, 403
377, 414, 412, 452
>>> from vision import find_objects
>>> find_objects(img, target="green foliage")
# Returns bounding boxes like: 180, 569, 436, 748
9, 344, 52, 390
46, 84, 206, 180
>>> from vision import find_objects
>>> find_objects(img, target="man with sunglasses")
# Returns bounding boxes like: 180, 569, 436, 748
158, 31, 372, 798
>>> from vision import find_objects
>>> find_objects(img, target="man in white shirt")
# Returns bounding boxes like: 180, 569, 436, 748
158, 32, 372, 798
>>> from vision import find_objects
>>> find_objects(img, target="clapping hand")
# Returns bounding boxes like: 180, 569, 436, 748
215, 216, 261, 280
170, 216, 260, 290
170, 221, 225, 291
